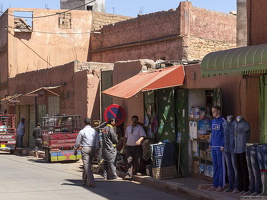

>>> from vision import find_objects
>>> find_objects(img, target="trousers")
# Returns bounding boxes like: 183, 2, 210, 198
82, 146, 96, 186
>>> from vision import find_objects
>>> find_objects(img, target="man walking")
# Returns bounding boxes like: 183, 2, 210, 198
74, 118, 99, 188
33, 123, 42, 158
17, 118, 25, 148
208, 106, 225, 192
102, 118, 121, 180
124, 115, 146, 180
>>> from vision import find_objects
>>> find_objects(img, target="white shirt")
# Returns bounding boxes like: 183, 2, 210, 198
125, 124, 146, 146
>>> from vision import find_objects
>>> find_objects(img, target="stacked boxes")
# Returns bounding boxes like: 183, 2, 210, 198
150, 143, 177, 179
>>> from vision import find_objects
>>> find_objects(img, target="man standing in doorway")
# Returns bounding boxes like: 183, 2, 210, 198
124, 115, 146, 180
17, 118, 25, 148
208, 106, 225, 192
74, 118, 99, 188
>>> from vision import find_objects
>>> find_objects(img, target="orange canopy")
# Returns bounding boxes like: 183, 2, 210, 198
102, 65, 185, 99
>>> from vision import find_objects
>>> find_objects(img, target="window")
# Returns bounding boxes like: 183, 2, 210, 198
13, 11, 33, 32
58, 12, 71, 29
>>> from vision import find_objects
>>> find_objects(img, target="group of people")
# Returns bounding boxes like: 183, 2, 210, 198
207, 105, 262, 195
74, 115, 146, 188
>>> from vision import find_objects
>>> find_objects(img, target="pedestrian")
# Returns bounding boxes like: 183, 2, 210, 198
74, 118, 99, 188
207, 106, 225, 192
234, 116, 250, 194
32, 123, 42, 158
17, 118, 25, 148
124, 115, 146, 180
222, 115, 238, 192
102, 118, 121, 180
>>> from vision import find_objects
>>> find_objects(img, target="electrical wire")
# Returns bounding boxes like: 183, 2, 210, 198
7, 30, 53, 68
0, 0, 96, 18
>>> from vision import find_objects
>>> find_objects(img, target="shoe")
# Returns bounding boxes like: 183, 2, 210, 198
224, 188, 233, 192
88, 184, 95, 188
243, 191, 251, 195
135, 172, 142, 176
240, 190, 249, 195
252, 192, 260, 196
216, 186, 224, 192
123, 174, 132, 180
207, 186, 217, 191
82, 180, 87, 186
232, 188, 240, 193
113, 177, 123, 180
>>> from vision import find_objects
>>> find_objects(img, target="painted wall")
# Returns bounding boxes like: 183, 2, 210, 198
8, 61, 113, 120
90, 1, 236, 63
6, 8, 92, 78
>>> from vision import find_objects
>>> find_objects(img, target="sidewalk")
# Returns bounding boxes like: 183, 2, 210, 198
12, 148, 266, 200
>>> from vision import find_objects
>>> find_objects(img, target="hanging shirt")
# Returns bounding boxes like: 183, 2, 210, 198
234, 118, 250, 154
210, 116, 225, 148
223, 119, 236, 152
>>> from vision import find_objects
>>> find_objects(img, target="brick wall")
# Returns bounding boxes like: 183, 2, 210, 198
90, 1, 236, 63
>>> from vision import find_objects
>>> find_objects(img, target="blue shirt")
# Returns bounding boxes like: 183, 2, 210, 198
210, 116, 225, 147
75, 125, 99, 149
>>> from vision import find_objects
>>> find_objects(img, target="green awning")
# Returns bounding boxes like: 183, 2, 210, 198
201, 43, 267, 77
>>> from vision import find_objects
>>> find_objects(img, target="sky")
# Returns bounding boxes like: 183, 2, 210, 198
0, 0, 236, 17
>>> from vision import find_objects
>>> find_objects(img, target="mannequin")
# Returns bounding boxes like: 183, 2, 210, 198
222, 115, 238, 192
234, 116, 250, 194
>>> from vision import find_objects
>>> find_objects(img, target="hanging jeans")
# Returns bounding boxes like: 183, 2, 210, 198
257, 144, 267, 171
246, 144, 261, 193
224, 151, 238, 190
211, 147, 225, 188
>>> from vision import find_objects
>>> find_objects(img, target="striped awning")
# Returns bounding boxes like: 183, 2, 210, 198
201, 43, 267, 77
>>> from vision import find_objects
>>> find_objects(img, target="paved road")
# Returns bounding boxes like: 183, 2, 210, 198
0, 152, 191, 200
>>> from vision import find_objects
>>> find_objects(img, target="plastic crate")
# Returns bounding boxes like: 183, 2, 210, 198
150, 143, 175, 157
152, 165, 177, 179
152, 155, 175, 168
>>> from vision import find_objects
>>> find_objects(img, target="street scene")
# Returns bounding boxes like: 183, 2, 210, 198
0, 0, 267, 200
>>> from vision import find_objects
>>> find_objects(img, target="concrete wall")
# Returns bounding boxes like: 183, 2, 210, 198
90, 1, 236, 63
6, 8, 92, 78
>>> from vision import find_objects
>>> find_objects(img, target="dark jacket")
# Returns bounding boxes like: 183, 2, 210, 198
102, 124, 118, 162
234, 118, 250, 154
33, 127, 42, 139
223, 119, 236, 152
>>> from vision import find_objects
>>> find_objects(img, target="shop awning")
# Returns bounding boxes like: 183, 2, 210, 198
201, 43, 267, 77
24, 85, 61, 97
0, 93, 22, 103
102, 65, 185, 99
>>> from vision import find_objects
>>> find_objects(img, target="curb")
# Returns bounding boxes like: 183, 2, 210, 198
14, 148, 45, 158
134, 176, 223, 200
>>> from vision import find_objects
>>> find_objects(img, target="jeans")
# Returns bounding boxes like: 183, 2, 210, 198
257, 144, 267, 171
224, 151, 238, 189
82, 146, 96, 186
211, 147, 225, 188
17, 134, 24, 148
246, 145, 261, 193
235, 152, 249, 192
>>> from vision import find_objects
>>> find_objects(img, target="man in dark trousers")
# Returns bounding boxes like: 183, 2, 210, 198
102, 118, 121, 180
74, 118, 99, 188
32, 123, 42, 158
208, 106, 225, 192
124, 115, 146, 180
